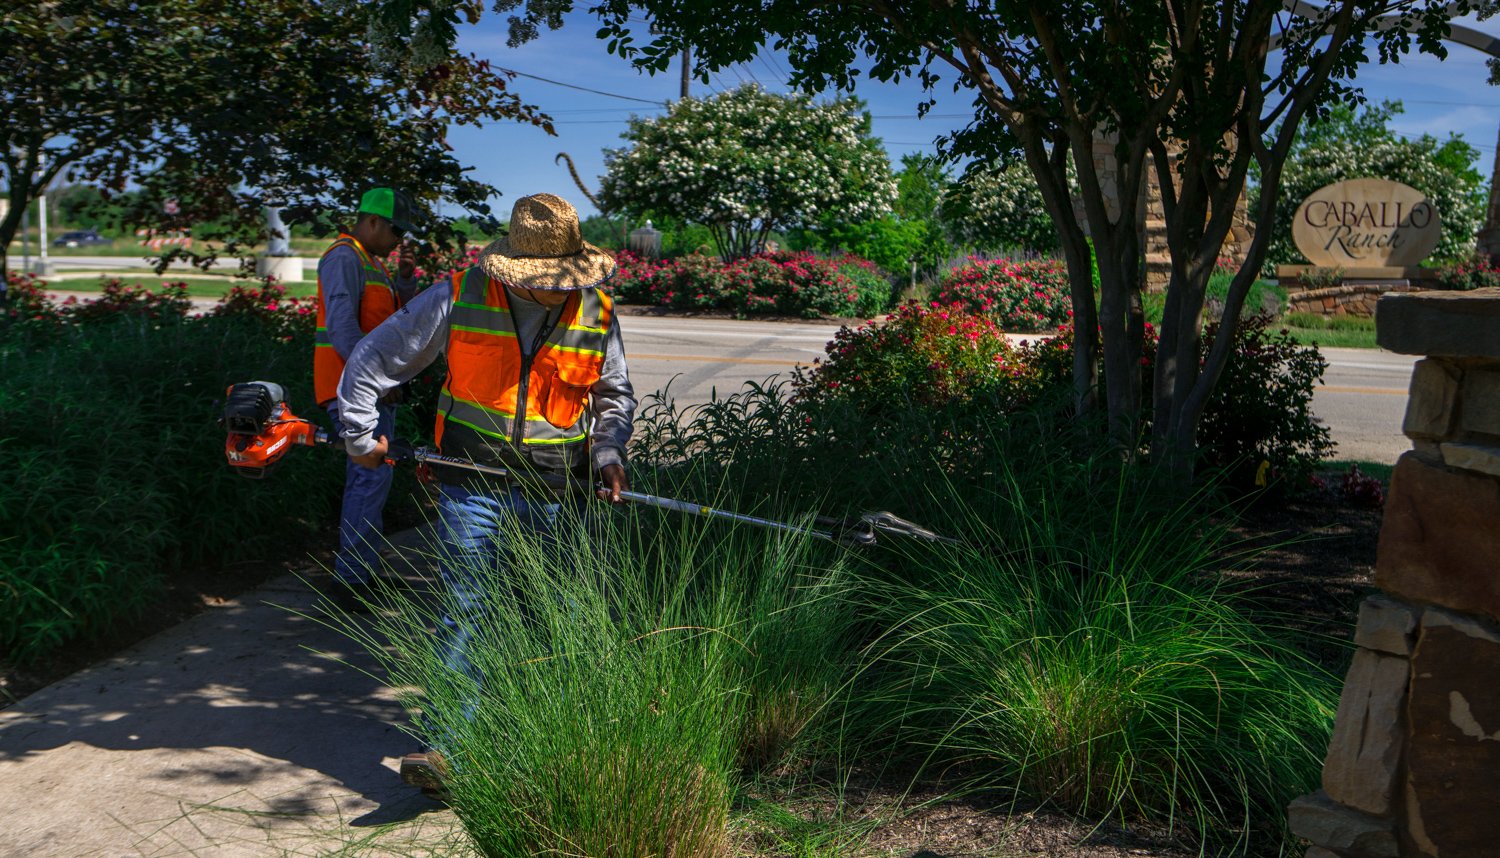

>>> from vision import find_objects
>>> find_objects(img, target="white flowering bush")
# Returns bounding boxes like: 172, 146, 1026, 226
601, 85, 897, 260
940, 160, 1065, 254
1259, 101, 1485, 268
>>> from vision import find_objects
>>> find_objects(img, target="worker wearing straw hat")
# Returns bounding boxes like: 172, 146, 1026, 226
334, 193, 635, 796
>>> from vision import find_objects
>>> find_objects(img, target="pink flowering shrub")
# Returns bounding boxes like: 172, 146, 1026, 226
934, 258, 1073, 332
795, 303, 1331, 490
792, 301, 1049, 409
1340, 464, 1385, 508
610, 250, 885, 318
4, 272, 69, 329
205, 278, 316, 338
64, 279, 193, 324
1432, 253, 1500, 292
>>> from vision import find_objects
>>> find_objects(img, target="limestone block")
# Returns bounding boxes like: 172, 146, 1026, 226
1401, 359, 1459, 441
1354, 596, 1419, 657
1404, 609, 1500, 857
1376, 288, 1500, 357
1439, 442, 1500, 478
1287, 791, 1397, 858
1410, 439, 1443, 464
1376, 453, 1500, 623
1459, 368, 1500, 437
1322, 650, 1408, 815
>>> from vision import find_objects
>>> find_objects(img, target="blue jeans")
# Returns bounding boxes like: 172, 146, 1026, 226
434, 481, 583, 684
326, 403, 396, 585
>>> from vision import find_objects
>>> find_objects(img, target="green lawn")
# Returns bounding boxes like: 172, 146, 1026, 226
9, 233, 330, 258
48, 274, 316, 300
1282, 312, 1378, 349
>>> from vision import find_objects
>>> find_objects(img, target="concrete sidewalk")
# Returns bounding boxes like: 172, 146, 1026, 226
0, 527, 465, 857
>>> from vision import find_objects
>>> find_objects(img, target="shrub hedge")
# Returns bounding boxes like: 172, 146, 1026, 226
610, 250, 891, 318
933, 257, 1073, 332
2, 276, 338, 663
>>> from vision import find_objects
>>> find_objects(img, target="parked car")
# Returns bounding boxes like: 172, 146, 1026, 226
52, 229, 111, 248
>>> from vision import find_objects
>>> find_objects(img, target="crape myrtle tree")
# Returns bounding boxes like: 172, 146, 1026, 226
584, 0, 1492, 482
1, 0, 552, 279
1257, 100, 1485, 267
940, 160, 1065, 255
599, 85, 897, 262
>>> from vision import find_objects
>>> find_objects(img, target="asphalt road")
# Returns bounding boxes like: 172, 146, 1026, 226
616, 314, 1418, 466
37, 264, 1418, 464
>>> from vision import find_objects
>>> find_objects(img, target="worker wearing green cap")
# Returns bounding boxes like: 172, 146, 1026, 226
313, 187, 421, 611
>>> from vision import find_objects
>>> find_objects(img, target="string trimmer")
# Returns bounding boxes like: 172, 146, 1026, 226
220, 381, 959, 549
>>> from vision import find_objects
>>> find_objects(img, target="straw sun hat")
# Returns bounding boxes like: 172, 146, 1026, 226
477, 194, 616, 290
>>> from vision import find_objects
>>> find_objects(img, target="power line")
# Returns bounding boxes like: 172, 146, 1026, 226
496, 66, 668, 106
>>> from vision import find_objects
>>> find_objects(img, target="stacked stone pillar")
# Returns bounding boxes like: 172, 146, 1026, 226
1290, 288, 1500, 857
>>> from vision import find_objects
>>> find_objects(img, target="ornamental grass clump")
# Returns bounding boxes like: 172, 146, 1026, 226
934, 257, 1073, 332
859, 454, 1339, 850
338, 489, 859, 856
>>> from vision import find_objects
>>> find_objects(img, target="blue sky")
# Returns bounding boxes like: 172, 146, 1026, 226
445, 9, 1500, 219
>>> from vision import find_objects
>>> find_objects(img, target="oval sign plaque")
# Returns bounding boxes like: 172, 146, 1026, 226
1291, 178, 1441, 267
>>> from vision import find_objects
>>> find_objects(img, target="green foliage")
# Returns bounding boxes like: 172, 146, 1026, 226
1257, 101, 1486, 268
629, 381, 1338, 850
2, 0, 553, 275
940, 160, 1062, 254
934, 257, 1073, 331
1432, 252, 1500, 291
599, 85, 897, 261
792, 303, 1034, 411
864, 456, 1337, 849
795, 307, 1331, 490
814, 216, 927, 280
1195, 316, 1335, 489
334, 495, 859, 855
893, 154, 947, 223
0, 278, 342, 663
1282, 313, 1379, 349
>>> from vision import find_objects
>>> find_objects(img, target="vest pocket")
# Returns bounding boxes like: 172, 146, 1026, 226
540, 362, 598, 428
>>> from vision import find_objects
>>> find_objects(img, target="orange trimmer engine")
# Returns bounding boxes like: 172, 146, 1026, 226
222, 382, 330, 478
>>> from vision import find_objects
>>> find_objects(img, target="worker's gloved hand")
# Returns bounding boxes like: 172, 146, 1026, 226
352, 435, 390, 469
596, 463, 628, 504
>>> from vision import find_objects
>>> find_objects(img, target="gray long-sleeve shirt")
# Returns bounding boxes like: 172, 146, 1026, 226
335, 283, 636, 472
318, 242, 420, 361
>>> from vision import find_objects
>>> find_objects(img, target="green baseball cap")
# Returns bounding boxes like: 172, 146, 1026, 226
357, 187, 419, 236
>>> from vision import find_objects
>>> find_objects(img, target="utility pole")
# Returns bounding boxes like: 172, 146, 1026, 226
680, 44, 690, 99
37, 152, 51, 276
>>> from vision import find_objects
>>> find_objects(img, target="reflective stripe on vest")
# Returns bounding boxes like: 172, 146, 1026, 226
314, 235, 399, 405
434, 267, 611, 465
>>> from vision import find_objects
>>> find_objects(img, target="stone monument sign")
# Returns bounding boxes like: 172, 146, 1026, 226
1292, 178, 1442, 268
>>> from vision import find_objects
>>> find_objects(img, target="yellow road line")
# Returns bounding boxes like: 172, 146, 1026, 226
631, 352, 805, 366
1322, 385, 1406, 396
633, 355, 1410, 394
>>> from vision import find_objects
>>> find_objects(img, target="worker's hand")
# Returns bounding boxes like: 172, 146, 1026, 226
397, 241, 417, 279
596, 463, 628, 504
352, 435, 390, 469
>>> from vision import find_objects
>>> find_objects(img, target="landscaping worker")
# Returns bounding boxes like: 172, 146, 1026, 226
315, 187, 421, 612
334, 193, 635, 795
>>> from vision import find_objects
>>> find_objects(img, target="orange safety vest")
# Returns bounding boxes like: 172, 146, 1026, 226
434, 266, 612, 484
314, 234, 400, 405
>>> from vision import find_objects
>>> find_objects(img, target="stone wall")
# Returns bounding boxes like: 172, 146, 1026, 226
1284, 283, 1423, 318
1290, 288, 1500, 857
